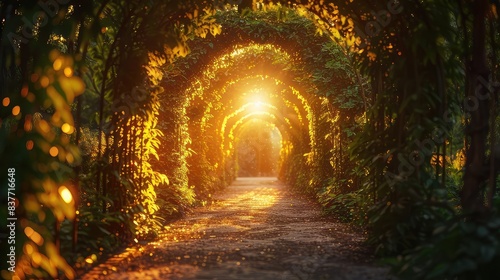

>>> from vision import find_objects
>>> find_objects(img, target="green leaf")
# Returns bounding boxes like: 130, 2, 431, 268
427, 263, 449, 279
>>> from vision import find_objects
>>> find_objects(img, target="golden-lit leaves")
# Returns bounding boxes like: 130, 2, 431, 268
59, 76, 85, 103
228, 111, 277, 141
210, 24, 222, 36
36, 119, 50, 134
46, 86, 73, 125
146, 52, 167, 84
44, 50, 85, 126
24, 243, 34, 255
36, 179, 76, 221
180, 38, 316, 163
367, 51, 377, 61
32, 252, 42, 266
16, 236, 76, 279
24, 227, 44, 246
3, 10, 86, 280
7, 3, 390, 279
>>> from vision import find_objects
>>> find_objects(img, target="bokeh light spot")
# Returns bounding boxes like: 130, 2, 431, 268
30, 73, 39, 82
58, 186, 73, 203
49, 146, 59, 157
25, 243, 34, 255
21, 86, 29, 97
53, 58, 63, 71
40, 76, 50, 88
32, 252, 42, 265
38, 120, 50, 133
12, 106, 20, 116
2, 97, 10, 106
24, 227, 34, 237
26, 140, 34, 150
61, 123, 74, 134
66, 153, 74, 164
24, 115, 33, 131
64, 67, 73, 77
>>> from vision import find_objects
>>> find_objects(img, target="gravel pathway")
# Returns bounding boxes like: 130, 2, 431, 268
80, 177, 394, 280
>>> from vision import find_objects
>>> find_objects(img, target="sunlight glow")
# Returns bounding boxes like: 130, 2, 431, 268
252, 101, 264, 110
228, 112, 277, 141
221, 102, 277, 140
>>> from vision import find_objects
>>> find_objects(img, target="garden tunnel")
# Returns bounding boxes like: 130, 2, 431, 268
157, 12, 354, 202
0, 5, 364, 279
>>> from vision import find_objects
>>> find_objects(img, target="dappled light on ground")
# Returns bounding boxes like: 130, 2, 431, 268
81, 178, 390, 280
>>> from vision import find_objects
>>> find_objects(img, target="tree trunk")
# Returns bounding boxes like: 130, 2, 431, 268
461, 0, 490, 216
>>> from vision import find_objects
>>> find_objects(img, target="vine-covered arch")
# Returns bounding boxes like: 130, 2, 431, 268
158, 8, 355, 200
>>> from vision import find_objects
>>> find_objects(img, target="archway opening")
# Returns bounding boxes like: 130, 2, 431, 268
235, 119, 282, 177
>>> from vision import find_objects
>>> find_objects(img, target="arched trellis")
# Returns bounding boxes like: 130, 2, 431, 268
180, 63, 320, 190
190, 72, 315, 156
227, 112, 297, 149
181, 43, 320, 118
183, 63, 316, 185
120, 1, 489, 277
165, 21, 333, 92
231, 114, 291, 145
222, 102, 306, 154
211, 76, 310, 130
158, 6, 357, 200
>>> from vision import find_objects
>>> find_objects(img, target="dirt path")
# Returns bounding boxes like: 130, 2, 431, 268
80, 177, 393, 280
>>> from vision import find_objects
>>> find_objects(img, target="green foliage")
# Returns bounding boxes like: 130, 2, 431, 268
366, 176, 451, 256
318, 186, 364, 223
0, 1, 89, 277
156, 181, 196, 221
391, 217, 500, 280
